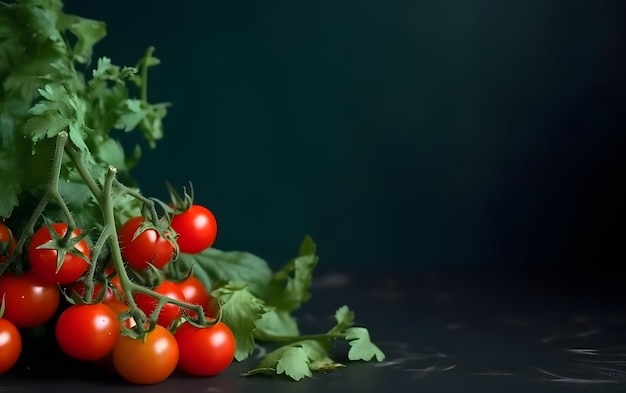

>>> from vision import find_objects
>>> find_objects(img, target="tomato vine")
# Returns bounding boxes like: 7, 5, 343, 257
0, 0, 385, 384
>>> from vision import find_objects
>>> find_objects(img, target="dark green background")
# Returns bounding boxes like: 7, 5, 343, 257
64, 1, 625, 273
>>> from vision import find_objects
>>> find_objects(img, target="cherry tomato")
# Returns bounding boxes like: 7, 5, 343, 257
66, 281, 117, 303
0, 271, 60, 328
171, 204, 217, 254
0, 318, 22, 374
134, 280, 185, 328
112, 325, 179, 384
105, 301, 136, 329
118, 217, 175, 271
174, 321, 235, 376
0, 222, 16, 263
27, 223, 91, 285
176, 275, 218, 318
55, 303, 120, 361
104, 265, 125, 302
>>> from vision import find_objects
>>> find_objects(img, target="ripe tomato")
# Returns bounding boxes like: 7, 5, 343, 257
55, 303, 120, 361
176, 275, 218, 318
105, 301, 136, 329
171, 204, 217, 254
0, 271, 60, 328
112, 325, 179, 384
134, 280, 185, 328
0, 318, 22, 374
66, 281, 117, 303
174, 321, 235, 376
27, 223, 91, 285
118, 217, 175, 271
0, 222, 16, 263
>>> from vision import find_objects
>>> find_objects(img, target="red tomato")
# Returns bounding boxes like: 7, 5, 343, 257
112, 325, 179, 384
55, 303, 120, 361
176, 275, 218, 318
0, 318, 22, 374
66, 281, 117, 303
174, 321, 235, 376
0, 271, 60, 328
171, 204, 217, 254
118, 217, 175, 271
27, 223, 91, 285
105, 301, 136, 329
0, 222, 16, 263
134, 280, 185, 328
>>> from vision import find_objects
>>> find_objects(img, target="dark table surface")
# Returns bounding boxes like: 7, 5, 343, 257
2, 263, 625, 392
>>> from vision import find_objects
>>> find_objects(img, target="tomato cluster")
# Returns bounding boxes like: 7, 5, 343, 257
0, 203, 232, 385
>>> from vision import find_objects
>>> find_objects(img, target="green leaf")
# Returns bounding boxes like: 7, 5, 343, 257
178, 248, 272, 299
139, 102, 169, 148
345, 327, 386, 362
0, 150, 23, 217
22, 83, 90, 152
114, 99, 146, 132
59, 14, 106, 64
212, 282, 270, 361
329, 305, 355, 334
275, 346, 312, 381
266, 235, 318, 312
243, 340, 344, 381
254, 309, 300, 342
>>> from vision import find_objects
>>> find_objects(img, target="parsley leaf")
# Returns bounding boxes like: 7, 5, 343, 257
23, 83, 90, 152
345, 327, 386, 362
243, 340, 344, 381
254, 309, 300, 341
212, 282, 270, 361
0, 150, 23, 218
265, 235, 318, 312
178, 248, 273, 299
58, 13, 106, 64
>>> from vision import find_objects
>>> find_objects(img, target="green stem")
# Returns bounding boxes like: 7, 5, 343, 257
11, 132, 69, 259
113, 178, 159, 222
262, 333, 346, 344
64, 146, 104, 203
83, 224, 112, 302
101, 166, 208, 333
139, 46, 155, 103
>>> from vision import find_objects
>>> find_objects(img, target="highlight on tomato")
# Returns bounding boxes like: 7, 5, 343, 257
118, 216, 176, 271
55, 303, 120, 361
112, 325, 179, 385
0, 316, 22, 375
170, 204, 217, 254
27, 222, 91, 285
174, 321, 235, 377
0, 271, 60, 328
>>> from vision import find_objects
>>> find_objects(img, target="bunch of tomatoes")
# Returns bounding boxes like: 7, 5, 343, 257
0, 203, 237, 385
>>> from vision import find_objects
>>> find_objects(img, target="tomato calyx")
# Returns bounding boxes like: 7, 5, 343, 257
33, 219, 92, 275
165, 181, 195, 214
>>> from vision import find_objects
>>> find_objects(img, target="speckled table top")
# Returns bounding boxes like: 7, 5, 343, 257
2, 264, 625, 392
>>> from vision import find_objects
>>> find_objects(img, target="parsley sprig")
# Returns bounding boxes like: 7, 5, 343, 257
0, 0, 384, 381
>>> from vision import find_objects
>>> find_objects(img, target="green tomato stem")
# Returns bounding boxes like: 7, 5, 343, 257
259, 332, 346, 344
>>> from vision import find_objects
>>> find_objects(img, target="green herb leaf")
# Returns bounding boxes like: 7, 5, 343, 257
345, 327, 386, 362
266, 235, 318, 312
254, 309, 300, 342
212, 282, 270, 361
243, 340, 344, 381
0, 150, 23, 218
58, 13, 106, 64
178, 248, 272, 299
